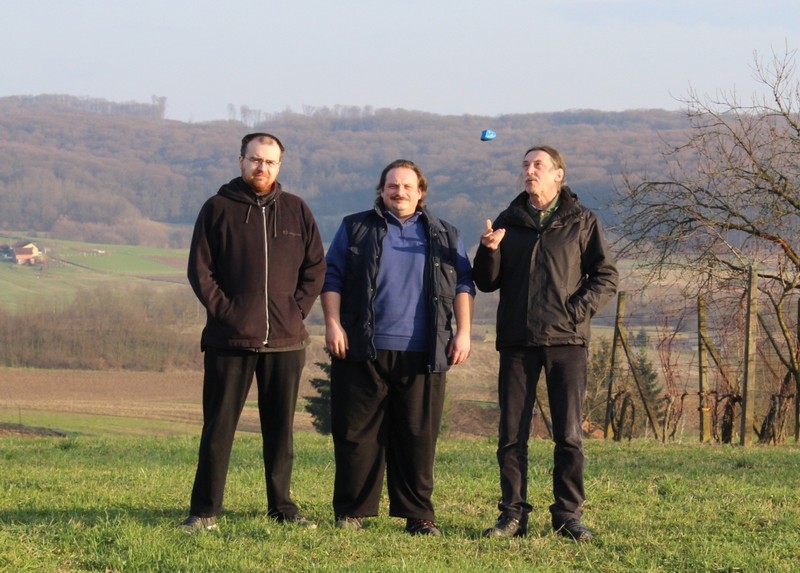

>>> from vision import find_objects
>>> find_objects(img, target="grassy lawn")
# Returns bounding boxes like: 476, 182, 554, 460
2, 433, 799, 572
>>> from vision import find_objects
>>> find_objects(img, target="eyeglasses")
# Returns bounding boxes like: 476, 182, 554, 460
245, 157, 281, 168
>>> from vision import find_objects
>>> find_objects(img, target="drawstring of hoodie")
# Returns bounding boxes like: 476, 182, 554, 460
245, 199, 278, 238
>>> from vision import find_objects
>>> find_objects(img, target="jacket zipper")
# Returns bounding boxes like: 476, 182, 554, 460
262, 205, 269, 345
367, 223, 383, 360
427, 224, 438, 372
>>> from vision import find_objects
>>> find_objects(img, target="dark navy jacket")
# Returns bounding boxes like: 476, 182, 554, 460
324, 202, 472, 372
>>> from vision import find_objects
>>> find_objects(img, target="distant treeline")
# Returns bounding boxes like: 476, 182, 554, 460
0, 95, 690, 248
8, 94, 168, 119
0, 285, 202, 371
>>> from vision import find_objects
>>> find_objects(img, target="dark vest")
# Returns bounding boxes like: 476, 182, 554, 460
338, 205, 462, 372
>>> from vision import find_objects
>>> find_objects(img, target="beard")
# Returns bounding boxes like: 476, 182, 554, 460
245, 174, 274, 195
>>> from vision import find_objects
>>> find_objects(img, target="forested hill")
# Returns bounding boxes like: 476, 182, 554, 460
0, 94, 689, 248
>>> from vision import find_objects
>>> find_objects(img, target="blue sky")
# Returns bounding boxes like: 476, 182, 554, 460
3, 0, 798, 122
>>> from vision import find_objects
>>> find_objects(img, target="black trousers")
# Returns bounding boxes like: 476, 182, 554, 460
189, 347, 305, 518
496, 345, 587, 526
330, 350, 445, 521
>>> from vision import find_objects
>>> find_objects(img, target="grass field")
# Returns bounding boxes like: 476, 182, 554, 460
3, 233, 798, 571
3, 366, 798, 572
2, 432, 799, 572
2, 370, 799, 572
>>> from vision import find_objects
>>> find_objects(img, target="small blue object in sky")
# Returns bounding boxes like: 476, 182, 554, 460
480, 129, 496, 141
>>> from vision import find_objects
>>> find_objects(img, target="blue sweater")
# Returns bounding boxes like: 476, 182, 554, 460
373, 211, 429, 351
324, 208, 474, 355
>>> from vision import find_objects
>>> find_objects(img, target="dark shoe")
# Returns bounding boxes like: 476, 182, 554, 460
405, 518, 442, 536
555, 518, 593, 542
274, 513, 318, 529
180, 515, 218, 533
335, 515, 363, 530
482, 514, 526, 537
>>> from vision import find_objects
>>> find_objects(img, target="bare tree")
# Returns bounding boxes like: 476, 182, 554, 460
616, 46, 800, 440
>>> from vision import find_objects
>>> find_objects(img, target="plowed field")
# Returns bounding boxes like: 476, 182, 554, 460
1, 340, 502, 437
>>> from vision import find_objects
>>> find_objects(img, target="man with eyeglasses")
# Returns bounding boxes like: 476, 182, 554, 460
474, 145, 617, 542
181, 133, 326, 533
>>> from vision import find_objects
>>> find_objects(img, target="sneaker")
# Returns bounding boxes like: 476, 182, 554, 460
554, 518, 593, 542
335, 515, 363, 530
274, 513, 318, 529
482, 514, 526, 537
181, 515, 218, 533
405, 518, 442, 536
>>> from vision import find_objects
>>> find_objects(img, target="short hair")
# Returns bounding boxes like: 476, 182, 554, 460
524, 145, 566, 188
375, 159, 427, 209
240, 132, 285, 160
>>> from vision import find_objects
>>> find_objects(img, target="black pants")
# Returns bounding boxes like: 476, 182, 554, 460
330, 351, 445, 521
496, 345, 587, 526
189, 347, 305, 518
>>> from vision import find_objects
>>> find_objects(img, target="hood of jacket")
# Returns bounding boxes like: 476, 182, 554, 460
217, 176, 282, 205
217, 177, 283, 236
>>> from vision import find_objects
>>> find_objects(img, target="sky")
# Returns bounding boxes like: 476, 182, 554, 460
3, 0, 799, 123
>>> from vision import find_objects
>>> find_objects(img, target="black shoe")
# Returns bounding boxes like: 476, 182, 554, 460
273, 513, 318, 529
482, 514, 527, 537
555, 518, 593, 542
335, 515, 363, 530
405, 518, 442, 536
180, 515, 218, 533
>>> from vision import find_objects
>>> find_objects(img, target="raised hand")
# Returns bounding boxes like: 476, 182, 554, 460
480, 219, 506, 250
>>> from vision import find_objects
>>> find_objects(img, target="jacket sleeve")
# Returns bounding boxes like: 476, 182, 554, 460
472, 244, 501, 292
187, 201, 232, 321
471, 216, 503, 293
570, 214, 618, 322
294, 203, 327, 318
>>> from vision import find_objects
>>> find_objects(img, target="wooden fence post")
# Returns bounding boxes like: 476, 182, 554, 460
796, 299, 800, 443
618, 324, 661, 441
602, 291, 660, 441
740, 266, 757, 447
697, 297, 711, 443
603, 293, 624, 439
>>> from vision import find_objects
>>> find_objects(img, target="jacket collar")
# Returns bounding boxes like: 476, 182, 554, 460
372, 198, 444, 229
506, 186, 581, 226
219, 177, 283, 207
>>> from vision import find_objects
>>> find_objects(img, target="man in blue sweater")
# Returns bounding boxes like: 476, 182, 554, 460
321, 159, 474, 536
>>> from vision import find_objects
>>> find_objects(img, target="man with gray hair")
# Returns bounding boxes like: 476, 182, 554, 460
474, 145, 618, 542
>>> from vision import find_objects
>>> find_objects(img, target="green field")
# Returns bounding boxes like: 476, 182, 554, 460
1, 431, 798, 572
0, 233, 189, 312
